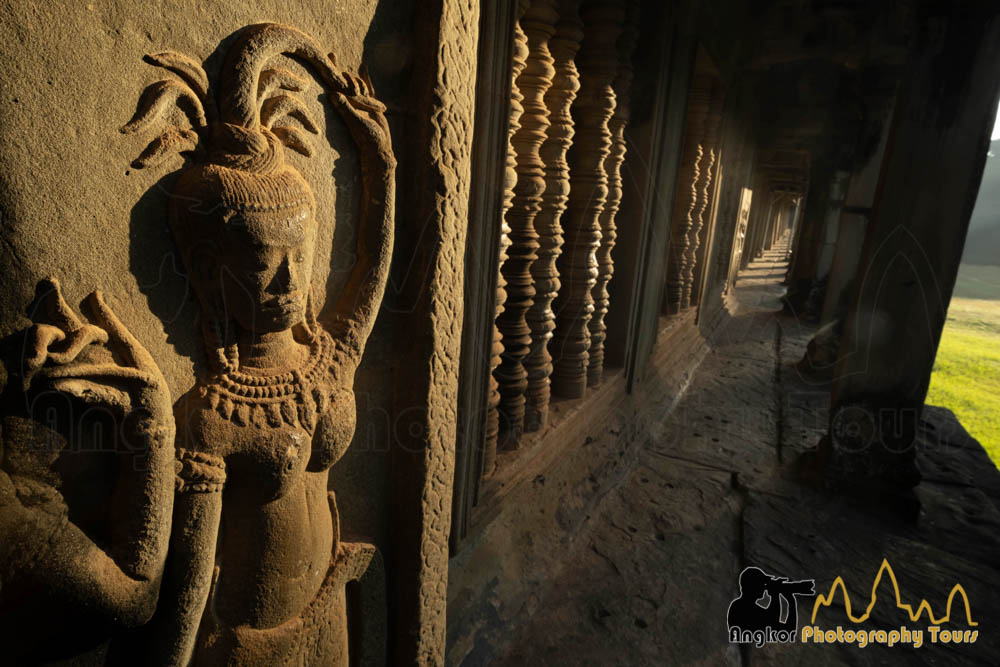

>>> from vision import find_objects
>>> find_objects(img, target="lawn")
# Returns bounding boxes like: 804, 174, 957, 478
926, 264, 1000, 467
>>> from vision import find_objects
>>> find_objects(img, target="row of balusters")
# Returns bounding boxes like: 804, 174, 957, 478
664, 71, 726, 314
483, 0, 640, 476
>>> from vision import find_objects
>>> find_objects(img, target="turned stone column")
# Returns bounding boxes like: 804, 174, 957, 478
495, 2, 534, 443
587, 0, 639, 387
682, 80, 724, 310
664, 73, 711, 314
551, 0, 624, 398
484, 216, 513, 477
524, 0, 581, 430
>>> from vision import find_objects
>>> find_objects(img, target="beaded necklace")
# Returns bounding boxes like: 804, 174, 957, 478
205, 327, 336, 433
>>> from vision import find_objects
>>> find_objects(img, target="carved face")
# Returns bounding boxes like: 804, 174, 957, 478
215, 205, 317, 334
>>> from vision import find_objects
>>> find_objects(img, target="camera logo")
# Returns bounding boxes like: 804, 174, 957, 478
727, 566, 816, 647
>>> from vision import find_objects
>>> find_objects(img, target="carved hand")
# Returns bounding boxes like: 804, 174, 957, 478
6, 279, 176, 628
322, 67, 396, 367
25, 277, 173, 431
330, 69, 393, 162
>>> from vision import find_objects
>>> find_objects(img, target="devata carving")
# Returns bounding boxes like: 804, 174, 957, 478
0, 279, 175, 662
0, 22, 394, 666
122, 23, 394, 665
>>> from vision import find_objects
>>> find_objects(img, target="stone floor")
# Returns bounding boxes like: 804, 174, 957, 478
495, 245, 1000, 666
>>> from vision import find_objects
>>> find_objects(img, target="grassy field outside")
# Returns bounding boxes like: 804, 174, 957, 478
926, 264, 1000, 467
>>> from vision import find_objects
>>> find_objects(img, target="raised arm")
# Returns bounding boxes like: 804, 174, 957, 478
3, 279, 175, 628
324, 70, 396, 368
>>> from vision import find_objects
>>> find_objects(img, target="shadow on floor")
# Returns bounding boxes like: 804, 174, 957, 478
493, 243, 1000, 667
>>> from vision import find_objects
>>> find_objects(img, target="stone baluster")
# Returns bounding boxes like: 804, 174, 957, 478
484, 13, 528, 475
496, 0, 551, 444
682, 80, 724, 309
484, 221, 513, 477
524, 0, 581, 431
550, 0, 624, 398
664, 73, 711, 314
587, 0, 639, 387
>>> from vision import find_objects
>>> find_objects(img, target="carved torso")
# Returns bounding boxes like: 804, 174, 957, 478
175, 326, 356, 628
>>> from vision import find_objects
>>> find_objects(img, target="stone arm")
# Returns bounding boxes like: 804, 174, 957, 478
2, 281, 175, 629
136, 455, 224, 667
322, 71, 396, 370
0, 449, 169, 628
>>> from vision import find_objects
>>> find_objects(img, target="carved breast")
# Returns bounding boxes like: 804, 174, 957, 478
310, 387, 356, 472
188, 327, 358, 498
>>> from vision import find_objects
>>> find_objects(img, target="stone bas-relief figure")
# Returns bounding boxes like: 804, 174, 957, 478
0, 279, 175, 663
126, 23, 395, 665
1, 22, 394, 666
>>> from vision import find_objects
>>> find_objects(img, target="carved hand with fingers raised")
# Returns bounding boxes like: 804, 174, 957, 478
0, 278, 175, 660
26, 277, 173, 431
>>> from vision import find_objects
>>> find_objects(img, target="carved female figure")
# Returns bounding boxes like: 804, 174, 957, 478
122, 23, 394, 665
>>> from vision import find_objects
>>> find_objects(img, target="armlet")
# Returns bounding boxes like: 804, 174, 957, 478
175, 448, 226, 494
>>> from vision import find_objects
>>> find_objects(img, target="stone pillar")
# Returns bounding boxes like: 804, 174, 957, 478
750, 188, 776, 261
551, 0, 624, 398
822, 6, 1000, 492
782, 188, 807, 272
524, 0, 580, 431
683, 80, 724, 309
819, 98, 896, 327
725, 186, 754, 291
770, 196, 785, 250
588, 0, 640, 387
783, 159, 835, 304
740, 173, 769, 269
496, 1, 538, 443
664, 73, 711, 314
787, 197, 803, 257
769, 203, 783, 249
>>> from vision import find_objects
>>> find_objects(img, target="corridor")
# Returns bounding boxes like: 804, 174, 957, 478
494, 246, 1000, 666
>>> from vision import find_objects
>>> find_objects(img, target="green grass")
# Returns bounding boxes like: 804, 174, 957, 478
926, 264, 1000, 467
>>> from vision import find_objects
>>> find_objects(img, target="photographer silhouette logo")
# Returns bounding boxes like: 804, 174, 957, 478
728, 566, 816, 647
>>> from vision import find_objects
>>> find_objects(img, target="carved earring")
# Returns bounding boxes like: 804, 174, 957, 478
300, 287, 320, 342
201, 315, 234, 374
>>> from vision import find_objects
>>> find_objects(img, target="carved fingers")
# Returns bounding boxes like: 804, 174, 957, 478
25, 278, 109, 376
87, 291, 160, 379
330, 67, 392, 155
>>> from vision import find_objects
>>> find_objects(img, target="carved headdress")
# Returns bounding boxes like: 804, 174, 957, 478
123, 24, 349, 372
